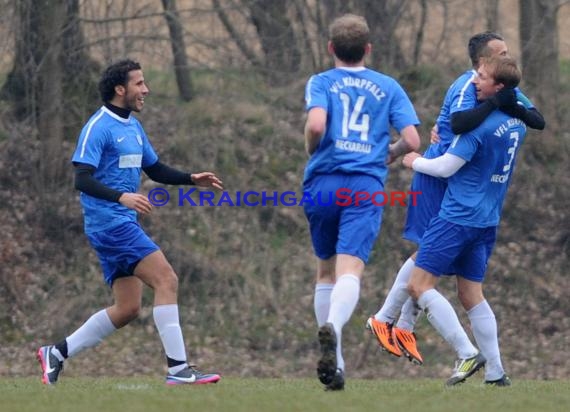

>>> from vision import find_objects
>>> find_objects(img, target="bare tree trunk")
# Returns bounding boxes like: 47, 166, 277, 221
486, 0, 500, 32
161, 0, 193, 101
213, 0, 262, 68
248, 0, 301, 85
62, 0, 100, 132
0, 0, 40, 120
356, 0, 409, 71
413, 0, 428, 66
0, 0, 99, 234
1, 0, 98, 125
519, 0, 559, 129
291, 0, 317, 72
38, 1, 65, 189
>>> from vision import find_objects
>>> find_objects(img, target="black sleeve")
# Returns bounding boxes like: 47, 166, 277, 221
74, 163, 123, 203
501, 106, 546, 130
143, 161, 194, 185
450, 100, 496, 134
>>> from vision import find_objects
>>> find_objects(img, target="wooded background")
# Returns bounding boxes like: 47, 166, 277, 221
0, 0, 568, 381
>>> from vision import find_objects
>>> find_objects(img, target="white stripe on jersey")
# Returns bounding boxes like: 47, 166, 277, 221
305, 75, 315, 106
455, 70, 477, 108
79, 109, 106, 158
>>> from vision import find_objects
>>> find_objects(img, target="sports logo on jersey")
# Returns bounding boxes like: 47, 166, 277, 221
117, 136, 126, 143
136, 134, 143, 146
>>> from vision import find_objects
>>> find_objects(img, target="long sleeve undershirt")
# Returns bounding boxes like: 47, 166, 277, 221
451, 102, 546, 134
412, 153, 467, 178
73, 161, 194, 203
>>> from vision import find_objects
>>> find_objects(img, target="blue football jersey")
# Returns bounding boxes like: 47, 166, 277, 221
426, 69, 535, 160
303, 67, 419, 184
440, 111, 527, 227
72, 106, 158, 234
425, 70, 478, 159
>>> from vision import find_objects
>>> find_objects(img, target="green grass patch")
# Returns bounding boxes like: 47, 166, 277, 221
1, 377, 568, 412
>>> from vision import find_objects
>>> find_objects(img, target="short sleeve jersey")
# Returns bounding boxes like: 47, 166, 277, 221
426, 69, 536, 160
425, 70, 478, 159
72, 106, 158, 234
439, 111, 527, 227
303, 67, 419, 184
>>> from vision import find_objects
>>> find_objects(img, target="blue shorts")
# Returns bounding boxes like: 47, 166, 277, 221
403, 172, 447, 244
87, 221, 159, 286
415, 216, 497, 282
303, 173, 384, 264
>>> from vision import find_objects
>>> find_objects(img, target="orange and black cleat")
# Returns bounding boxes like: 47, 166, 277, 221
366, 317, 402, 357
393, 327, 423, 365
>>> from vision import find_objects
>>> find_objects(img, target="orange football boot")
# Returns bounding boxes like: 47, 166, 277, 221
393, 327, 423, 365
366, 317, 402, 357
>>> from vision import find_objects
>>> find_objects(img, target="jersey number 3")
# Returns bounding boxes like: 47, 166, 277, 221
340, 93, 369, 141
503, 131, 519, 173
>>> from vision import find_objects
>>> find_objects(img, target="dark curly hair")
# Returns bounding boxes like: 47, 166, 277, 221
98, 59, 142, 103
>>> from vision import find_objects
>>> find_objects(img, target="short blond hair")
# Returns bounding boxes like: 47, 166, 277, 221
329, 14, 370, 63
479, 55, 521, 88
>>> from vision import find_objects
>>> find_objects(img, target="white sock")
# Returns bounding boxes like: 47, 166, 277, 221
468, 300, 504, 380
314, 283, 333, 327
418, 289, 478, 359
66, 309, 116, 358
153, 304, 188, 374
327, 274, 360, 372
395, 297, 422, 331
374, 258, 415, 323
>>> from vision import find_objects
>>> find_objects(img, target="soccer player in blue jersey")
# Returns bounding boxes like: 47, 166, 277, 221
37, 59, 223, 385
367, 32, 544, 365
402, 55, 526, 386
303, 14, 421, 390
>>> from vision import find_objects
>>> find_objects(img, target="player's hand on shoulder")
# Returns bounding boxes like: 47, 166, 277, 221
491, 88, 517, 108
191, 172, 224, 190
119, 193, 153, 215
402, 152, 421, 169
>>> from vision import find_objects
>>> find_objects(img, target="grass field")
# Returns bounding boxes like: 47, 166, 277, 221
1, 377, 569, 412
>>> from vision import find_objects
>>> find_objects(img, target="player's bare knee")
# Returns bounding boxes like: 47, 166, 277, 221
113, 304, 141, 327
155, 266, 179, 295
459, 292, 485, 311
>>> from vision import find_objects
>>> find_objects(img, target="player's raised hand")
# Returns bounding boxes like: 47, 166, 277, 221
119, 193, 153, 215
191, 172, 224, 190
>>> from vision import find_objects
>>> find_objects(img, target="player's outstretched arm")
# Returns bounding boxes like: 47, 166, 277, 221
190, 172, 223, 190
403, 152, 466, 178
143, 161, 223, 190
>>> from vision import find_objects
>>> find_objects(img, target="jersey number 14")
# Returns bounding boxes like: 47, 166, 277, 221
340, 93, 369, 141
